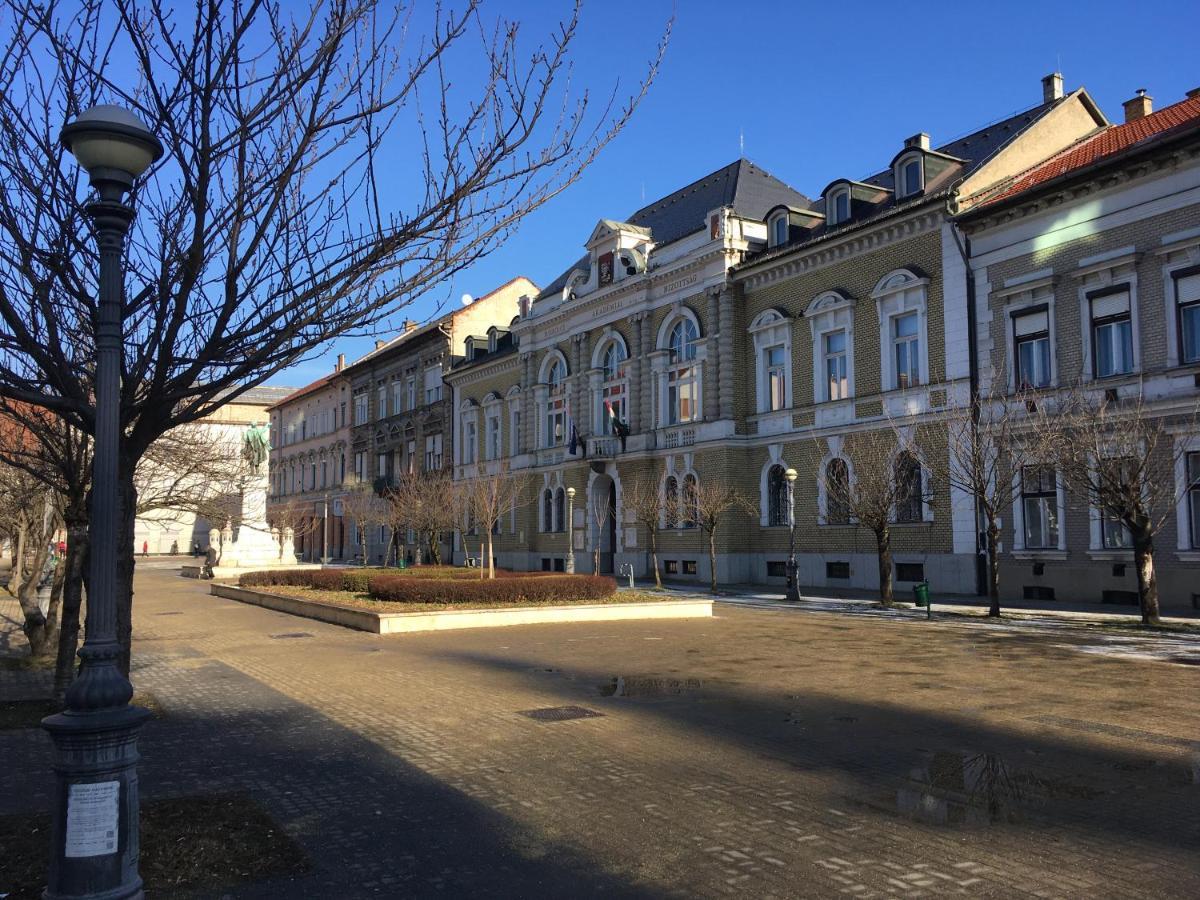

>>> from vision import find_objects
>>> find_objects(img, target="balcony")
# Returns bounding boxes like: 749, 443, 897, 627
587, 436, 619, 459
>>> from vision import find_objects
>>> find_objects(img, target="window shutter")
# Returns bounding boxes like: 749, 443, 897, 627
1091, 290, 1130, 319
1013, 309, 1049, 336
1176, 272, 1200, 304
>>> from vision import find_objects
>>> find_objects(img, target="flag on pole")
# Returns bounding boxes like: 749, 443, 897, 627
567, 399, 585, 457
604, 400, 630, 451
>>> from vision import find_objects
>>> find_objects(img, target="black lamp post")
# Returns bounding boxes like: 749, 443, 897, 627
784, 466, 801, 602
43, 104, 163, 900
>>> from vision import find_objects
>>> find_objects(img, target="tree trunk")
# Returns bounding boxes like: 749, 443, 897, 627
875, 525, 893, 605
986, 521, 1002, 617
1131, 527, 1161, 625
707, 528, 718, 594
54, 519, 89, 707
486, 530, 495, 580
428, 530, 442, 565
18, 538, 51, 655
649, 528, 661, 589
45, 552, 66, 651
10, 520, 25, 597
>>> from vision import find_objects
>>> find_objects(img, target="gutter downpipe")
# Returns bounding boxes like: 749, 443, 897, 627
946, 188, 987, 597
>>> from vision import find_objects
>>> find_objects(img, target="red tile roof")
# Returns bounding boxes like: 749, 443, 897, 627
979, 94, 1200, 208
267, 371, 341, 411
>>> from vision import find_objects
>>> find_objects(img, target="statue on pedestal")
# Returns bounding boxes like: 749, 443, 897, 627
242, 422, 270, 476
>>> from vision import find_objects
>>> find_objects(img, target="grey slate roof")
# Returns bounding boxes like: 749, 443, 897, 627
537, 160, 810, 300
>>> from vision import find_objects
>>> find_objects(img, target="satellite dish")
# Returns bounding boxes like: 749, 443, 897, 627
461, 293, 473, 306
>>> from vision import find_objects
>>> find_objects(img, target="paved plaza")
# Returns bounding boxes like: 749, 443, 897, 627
3, 569, 1199, 898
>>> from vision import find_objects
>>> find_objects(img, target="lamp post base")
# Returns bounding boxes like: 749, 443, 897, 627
42, 704, 153, 900
785, 559, 802, 603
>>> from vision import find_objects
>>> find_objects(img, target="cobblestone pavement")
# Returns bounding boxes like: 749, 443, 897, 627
3, 570, 1199, 898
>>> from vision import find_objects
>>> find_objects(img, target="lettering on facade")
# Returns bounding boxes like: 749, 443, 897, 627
658, 272, 699, 297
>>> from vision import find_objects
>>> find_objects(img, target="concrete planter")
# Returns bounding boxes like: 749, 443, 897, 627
211, 584, 712, 634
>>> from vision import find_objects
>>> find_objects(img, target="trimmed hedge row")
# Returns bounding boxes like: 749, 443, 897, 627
367, 574, 616, 605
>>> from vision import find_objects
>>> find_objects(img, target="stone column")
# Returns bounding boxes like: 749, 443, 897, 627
637, 313, 654, 432
521, 352, 535, 453
705, 287, 721, 422
717, 287, 736, 422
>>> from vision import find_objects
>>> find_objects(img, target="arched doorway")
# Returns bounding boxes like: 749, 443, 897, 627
589, 473, 618, 574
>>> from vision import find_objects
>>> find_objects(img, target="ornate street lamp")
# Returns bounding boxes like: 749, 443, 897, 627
565, 486, 576, 574
44, 104, 163, 900
785, 467, 801, 602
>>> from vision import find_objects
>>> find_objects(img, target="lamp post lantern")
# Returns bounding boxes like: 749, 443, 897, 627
784, 467, 801, 602
43, 104, 162, 900
565, 486, 576, 574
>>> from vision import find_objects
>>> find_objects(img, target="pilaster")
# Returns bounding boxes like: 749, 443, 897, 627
717, 287, 735, 421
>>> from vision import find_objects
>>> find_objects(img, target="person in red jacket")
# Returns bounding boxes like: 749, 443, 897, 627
141, 540, 149, 558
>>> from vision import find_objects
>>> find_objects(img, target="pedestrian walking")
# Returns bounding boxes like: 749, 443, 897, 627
142, 540, 149, 558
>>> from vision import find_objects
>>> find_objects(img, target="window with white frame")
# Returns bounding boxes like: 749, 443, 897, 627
486, 411, 501, 460
1021, 465, 1059, 549
376, 384, 387, 419
353, 391, 368, 425
667, 319, 700, 424
749, 310, 790, 414
509, 406, 522, 456
599, 340, 628, 434
1089, 288, 1134, 378
1012, 306, 1051, 390
1097, 456, 1134, 549
376, 452, 387, 482
769, 213, 789, 248
1187, 451, 1200, 549
823, 331, 848, 400
424, 433, 442, 471
875, 270, 929, 392
391, 379, 403, 415
543, 357, 566, 447
893, 312, 920, 389
898, 157, 922, 198
406, 439, 415, 474
423, 365, 443, 404
1174, 267, 1200, 365
406, 376, 416, 410
828, 188, 850, 225
353, 451, 365, 483
463, 419, 477, 465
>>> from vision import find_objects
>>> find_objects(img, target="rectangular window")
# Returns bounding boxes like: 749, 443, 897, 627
424, 365, 443, 404
902, 159, 921, 196
833, 191, 849, 224
766, 560, 787, 577
1175, 269, 1200, 364
406, 440, 415, 474
826, 561, 851, 579
376, 452, 387, 482
668, 366, 698, 424
464, 421, 477, 465
406, 377, 417, 410
340, 402, 346, 427
1090, 288, 1134, 378
487, 415, 501, 460
1098, 456, 1134, 549
376, 384, 387, 419
823, 330, 848, 400
391, 380, 403, 415
682, 560, 697, 575
765, 345, 786, 411
353, 392, 368, 425
510, 409, 522, 456
545, 393, 566, 448
321, 461, 327, 488
1021, 465, 1059, 549
664, 560, 679, 575
1013, 307, 1051, 389
353, 451, 366, 483
424, 434, 442, 471
1187, 452, 1200, 549
895, 562, 925, 583
893, 312, 920, 388
772, 216, 788, 247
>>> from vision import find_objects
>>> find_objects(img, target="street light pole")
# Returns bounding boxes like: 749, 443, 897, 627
43, 106, 163, 900
565, 486, 576, 574
785, 467, 801, 602
321, 494, 332, 564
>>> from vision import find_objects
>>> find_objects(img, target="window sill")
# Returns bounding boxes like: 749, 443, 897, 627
1174, 551, 1200, 562
1086, 550, 1134, 561
1011, 550, 1067, 561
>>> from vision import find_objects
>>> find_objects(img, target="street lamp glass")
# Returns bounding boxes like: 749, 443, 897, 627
785, 467, 798, 483
61, 104, 163, 178
566, 487, 576, 499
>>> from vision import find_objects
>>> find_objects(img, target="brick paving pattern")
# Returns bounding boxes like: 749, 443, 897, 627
2, 570, 1199, 897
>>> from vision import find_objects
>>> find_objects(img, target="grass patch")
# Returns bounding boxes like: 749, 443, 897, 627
0, 653, 56, 672
0, 692, 163, 731
0, 791, 309, 898
250, 585, 682, 613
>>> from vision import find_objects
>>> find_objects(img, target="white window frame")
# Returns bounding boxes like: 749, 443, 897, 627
1011, 463, 1066, 552
508, 389, 522, 457
768, 212, 789, 248
423, 364, 443, 405
592, 333, 630, 435
1174, 435, 1200, 552
749, 309, 792, 414
874, 270, 930, 393
655, 311, 704, 428
805, 291, 856, 405
540, 353, 569, 448
1076, 256, 1139, 383
1165, 258, 1200, 368
376, 383, 387, 420
485, 407, 502, 461
827, 187, 850, 225
424, 433, 442, 471
391, 379, 403, 415
353, 391, 369, 425
895, 153, 924, 199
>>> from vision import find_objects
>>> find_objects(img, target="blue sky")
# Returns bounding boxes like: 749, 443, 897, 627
269, 0, 1199, 388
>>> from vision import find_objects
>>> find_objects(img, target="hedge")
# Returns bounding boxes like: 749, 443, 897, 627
366, 574, 616, 605
239, 569, 316, 588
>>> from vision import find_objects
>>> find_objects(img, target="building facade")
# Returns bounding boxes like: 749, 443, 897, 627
958, 88, 1200, 611
266, 356, 353, 561
347, 276, 535, 564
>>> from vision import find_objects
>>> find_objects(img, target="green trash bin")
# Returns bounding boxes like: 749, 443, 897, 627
397, 558, 407, 570
912, 582, 930, 607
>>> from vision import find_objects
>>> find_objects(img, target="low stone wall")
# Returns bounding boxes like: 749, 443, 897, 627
211, 584, 712, 634
181, 563, 323, 580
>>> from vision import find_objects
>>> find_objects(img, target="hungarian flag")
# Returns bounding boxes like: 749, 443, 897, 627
604, 400, 630, 450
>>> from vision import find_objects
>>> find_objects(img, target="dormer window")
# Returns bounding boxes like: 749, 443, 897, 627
897, 155, 923, 198
769, 213, 788, 248
829, 189, 850, 225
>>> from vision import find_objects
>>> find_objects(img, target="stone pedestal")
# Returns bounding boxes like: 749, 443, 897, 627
213, 477, 296, 572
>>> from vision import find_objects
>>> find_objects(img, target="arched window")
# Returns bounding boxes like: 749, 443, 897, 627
767, 464, 788, 526
600, 340, 628, 435
667, 318, 700, 424
664, 475, 679, 528
554, 487, 566, 532
542, 488, 553, 533
543, 358, 566, 447
894, 452, 923, 523
826, 458, 850, 525
682, 473, 699, 529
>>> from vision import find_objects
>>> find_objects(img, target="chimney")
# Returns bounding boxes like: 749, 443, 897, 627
374, 339, 385, 350
1042, 72, 1064, 103
904, 132, 930, 150
335, 353, 345, 372
1187, 87, 1200, 99
404, 319, 418, 333
1123, 89, 1153, 123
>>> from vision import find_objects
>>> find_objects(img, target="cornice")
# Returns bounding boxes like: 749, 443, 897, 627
735, 209, 943, 291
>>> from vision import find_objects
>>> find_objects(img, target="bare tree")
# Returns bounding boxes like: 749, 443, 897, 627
266, 499, 324, 563
462, 464, 528, 579
689, 478, 755, 595
388, 470, 461, 565
1036, 386, 1199, 625
621, 472, 665, 588
0, 0, 668, 670
0, 458, 62, 654
340, 483, 384, 566
818, 429, 932, 605
905, 385, 1041, 617
588, 487, 612, 576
